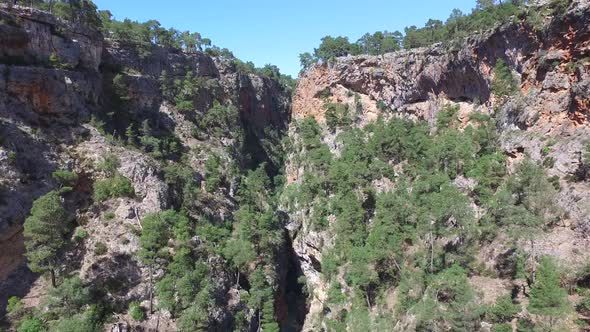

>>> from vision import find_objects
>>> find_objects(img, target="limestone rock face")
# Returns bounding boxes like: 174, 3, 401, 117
0, 6, 103, 71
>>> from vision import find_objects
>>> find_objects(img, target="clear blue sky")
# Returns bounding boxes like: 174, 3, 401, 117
94, 0, 477, 77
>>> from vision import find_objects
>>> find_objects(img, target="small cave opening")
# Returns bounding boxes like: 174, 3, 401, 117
280, 234, 309, 332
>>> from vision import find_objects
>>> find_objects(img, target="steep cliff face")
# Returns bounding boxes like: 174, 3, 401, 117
286, 1, 590, 330
0, 5, 291, 331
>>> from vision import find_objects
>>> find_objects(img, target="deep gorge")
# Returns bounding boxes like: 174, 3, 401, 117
1, 0, 590, 331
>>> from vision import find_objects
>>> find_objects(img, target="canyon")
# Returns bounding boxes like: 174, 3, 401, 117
0, 0, 590, 331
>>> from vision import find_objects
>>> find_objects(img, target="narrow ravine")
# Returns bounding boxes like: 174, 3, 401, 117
278, 233, 309, 332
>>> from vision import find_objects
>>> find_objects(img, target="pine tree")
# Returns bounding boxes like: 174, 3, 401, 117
125, 124, 136, 145
23, 191, 69, 287
261, 300, 279, 332
528, 256, 569, 325
138, 210, 180, 313
490, 294, 520, 322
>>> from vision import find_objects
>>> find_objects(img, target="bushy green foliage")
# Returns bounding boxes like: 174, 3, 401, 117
490, 295, 520, 322
492, 323, 513, 332
138, 210, 186, 265
99, 11, 212, 56
7, 296, 25, 322
577, 141, 590, 181
10, 275, 108, 331
303, 30, 403, 66
48, 313, 97, 332
529, 256, 570, 319
52, 169, 78, 187
23, 191, 70, 287
314, 36, 361, 61
412, 265, 483, 330
261, 300, 280, 332
284, 95, 567, 330
94, 242, 108, 255
491, 59, 518, 98
327, 282, 347, 305
93, 174, 134, 202
357, 31, 403, 55
196, 102, 240, 138
136, 119, 182, 159
128, 302, 145, 321
48, 0, 102, 29
43, 277, 92, 319
17, 317, 44, 332
110, 74, 130, 111
95, 154, 120, 176
138, 210, 198, 318
134, 210, 216, 325
300, 2, 525, 69
325, 102, 353, 130
176, 301, 208, 331
204, 154, 222, 192
483, 159, 561, 251
73, 228, 88, 241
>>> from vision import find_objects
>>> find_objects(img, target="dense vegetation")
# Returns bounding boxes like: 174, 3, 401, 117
299, 0, 572, 71
280, 95, 577, 330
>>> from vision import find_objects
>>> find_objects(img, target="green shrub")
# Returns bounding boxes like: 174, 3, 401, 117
491, 59, 518, 99
176, 99, 194, 113
17, 317, 44, 332
96, 154, 120, 176
196, 102, 240, 138
297, 117, 323, 149
577, 294, 590, 313
93, 174, 134, 202
48, 313, 96, 332
94, 242, 108, 256
528, 256, 570, 319
543, 157, 556, 169
74, 228, 88, 241
492, 323, 513, 332
319, 87, 332, 99
129, 301, 146, 321
205, 155, 222, 193
7, 296, 24, 320
8, 151, 17, 165
52, 169, 78, 187
104, 212, 115, 220
490, 295, 520, 322
376, 100, 388, 111
324, 102, 353, 130
327, 282, 347, 305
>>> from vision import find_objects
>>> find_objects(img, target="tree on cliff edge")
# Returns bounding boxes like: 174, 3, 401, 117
24, 191, 69, 287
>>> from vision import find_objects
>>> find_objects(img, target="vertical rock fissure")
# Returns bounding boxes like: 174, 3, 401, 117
279, 232, 309, 332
